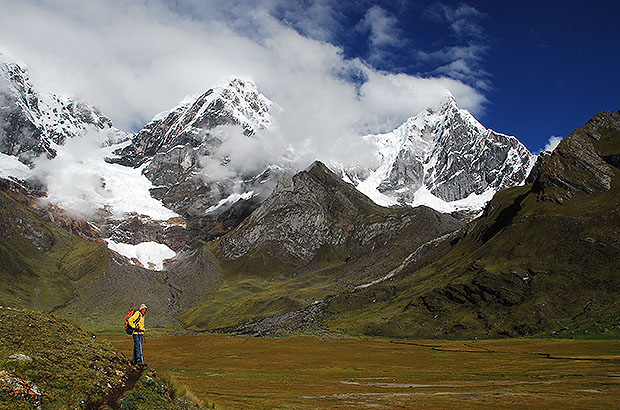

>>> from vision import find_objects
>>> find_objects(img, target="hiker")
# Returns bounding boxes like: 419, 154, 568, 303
129, 304, 148, 367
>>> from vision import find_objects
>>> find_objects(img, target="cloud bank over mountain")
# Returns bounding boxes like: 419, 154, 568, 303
0, 0, 485, 156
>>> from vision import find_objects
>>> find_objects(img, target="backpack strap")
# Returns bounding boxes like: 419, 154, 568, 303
133, 311, 142, 329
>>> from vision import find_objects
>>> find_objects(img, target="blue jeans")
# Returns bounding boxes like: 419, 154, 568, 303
132, 333, 144, 364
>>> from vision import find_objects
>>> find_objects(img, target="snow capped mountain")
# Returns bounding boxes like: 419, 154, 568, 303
343, 93, 536, 213
0, 53, 129, 163
113, 80, 535, 220
0, 53, 179, 271
111, 78, 282, 217
113, 78, 275, 168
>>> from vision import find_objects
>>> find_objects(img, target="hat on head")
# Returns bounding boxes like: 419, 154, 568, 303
139, 304, 148, 310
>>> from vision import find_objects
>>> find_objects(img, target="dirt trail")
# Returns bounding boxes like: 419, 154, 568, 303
85, 365, 144, 410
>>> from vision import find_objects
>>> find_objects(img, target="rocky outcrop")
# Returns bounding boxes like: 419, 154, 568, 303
534, 110, 620, 202
219, 161, 463, 266
219, 162, 379, 264
217, 299, 330, 337
0, 369, 41, 409
96, 216, 189, 251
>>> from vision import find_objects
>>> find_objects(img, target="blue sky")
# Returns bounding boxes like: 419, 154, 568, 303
1, 0, 618, 154
266, 0, 620, 151
471, 2, 619, 151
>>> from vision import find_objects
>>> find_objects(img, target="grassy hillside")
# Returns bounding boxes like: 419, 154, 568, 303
0, 307, 200, 409
0, 190, 109, 313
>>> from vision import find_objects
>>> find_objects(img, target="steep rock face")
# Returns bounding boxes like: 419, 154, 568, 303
0, 54, 128, 163
425, 98, 533, 202
112, 79, 278, 216
349, 95, 535, 211
534, 110, 620, 201
219, 161, 463, 265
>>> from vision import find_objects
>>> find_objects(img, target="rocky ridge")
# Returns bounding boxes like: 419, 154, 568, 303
534, 110, 620, 202
219, 161, 463, 266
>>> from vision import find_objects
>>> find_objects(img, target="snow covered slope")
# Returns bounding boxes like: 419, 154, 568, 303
0, 53, 172, 221
0, 53, 178, 270
342, 94, 536, 213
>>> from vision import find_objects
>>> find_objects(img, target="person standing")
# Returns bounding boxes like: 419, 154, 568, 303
129, 304, 148, 366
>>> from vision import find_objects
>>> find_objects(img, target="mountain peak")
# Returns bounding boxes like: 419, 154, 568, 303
347, 91, 534, 213
219, 161, 387, 264
1, 55, 127, 162
113, 77, 276, 166
305, 160, 330, 174
439, 90, 457, 108
0, 51, 27, 68
225, 77, 258, 93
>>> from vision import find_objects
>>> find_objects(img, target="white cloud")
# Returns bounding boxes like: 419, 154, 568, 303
199, 125, 280, 183
358, 71, 487, 131
355, 5, 404, 66
543, 136, 563, 153
358, 5, 401, 48
426, 3, 486, 40
0, 0, 485, 168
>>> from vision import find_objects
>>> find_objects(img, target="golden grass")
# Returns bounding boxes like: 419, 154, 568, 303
105, 335, 620, 409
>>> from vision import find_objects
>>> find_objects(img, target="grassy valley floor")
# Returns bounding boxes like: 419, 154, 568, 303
106, 334, 620, 409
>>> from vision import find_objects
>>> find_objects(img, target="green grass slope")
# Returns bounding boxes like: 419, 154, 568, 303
0, 190, 108, 313
327, 110, 620, 339
0, 307, 200, 409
